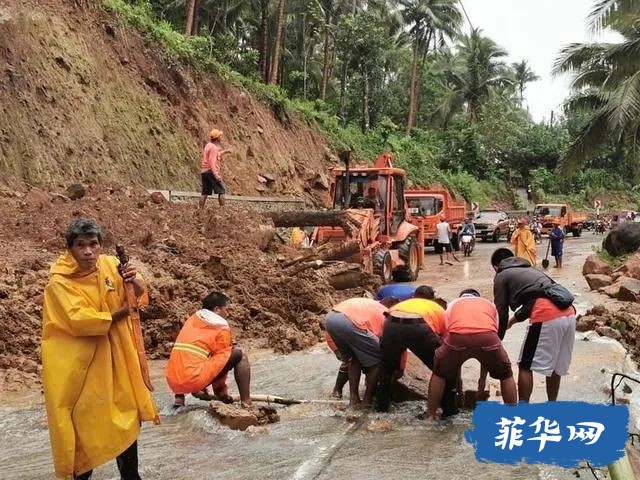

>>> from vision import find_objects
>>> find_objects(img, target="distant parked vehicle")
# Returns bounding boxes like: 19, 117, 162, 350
474, 210, 510, 242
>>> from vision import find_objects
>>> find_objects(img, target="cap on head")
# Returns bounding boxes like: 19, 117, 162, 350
414, 285, 435, 300
553, 220, 560, 225
459, 288, 480, 298
518, 218, 527, 226
491, 247, 514, 267
440, 215, 446, 221
209, 129, 223, 140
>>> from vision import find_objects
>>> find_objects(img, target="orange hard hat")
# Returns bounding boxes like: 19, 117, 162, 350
209, 129, 223, 140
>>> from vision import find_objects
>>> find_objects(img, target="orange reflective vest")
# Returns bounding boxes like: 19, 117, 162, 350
165, 310, 233, 395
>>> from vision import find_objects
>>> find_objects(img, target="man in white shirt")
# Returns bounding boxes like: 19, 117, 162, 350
435, 216, 458, 265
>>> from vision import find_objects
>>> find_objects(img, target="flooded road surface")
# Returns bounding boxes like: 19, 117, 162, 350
1, 233, 638, 479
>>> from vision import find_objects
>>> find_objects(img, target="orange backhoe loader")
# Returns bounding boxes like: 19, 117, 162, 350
271, 152, 424, 283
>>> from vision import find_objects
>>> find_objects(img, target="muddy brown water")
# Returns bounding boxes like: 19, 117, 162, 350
1, 234, 639, 479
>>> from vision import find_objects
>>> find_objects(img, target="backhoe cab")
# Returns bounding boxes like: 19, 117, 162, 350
313, 152, 424, 283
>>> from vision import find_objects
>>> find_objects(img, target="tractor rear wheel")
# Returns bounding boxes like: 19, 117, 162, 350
394, 236, 420, 282
373, 250, 393, 284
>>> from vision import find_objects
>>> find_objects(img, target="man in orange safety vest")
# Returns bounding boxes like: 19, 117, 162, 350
165, 291, 252, 408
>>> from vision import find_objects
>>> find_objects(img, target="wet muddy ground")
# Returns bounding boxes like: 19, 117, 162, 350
1, 233, 638, 479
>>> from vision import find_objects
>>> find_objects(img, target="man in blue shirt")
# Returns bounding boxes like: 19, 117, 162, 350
376, 284, 418, 302
549, 221, 565, 268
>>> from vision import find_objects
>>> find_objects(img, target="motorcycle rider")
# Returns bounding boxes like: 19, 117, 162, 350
460, 217, 476, 253
530, 216, 542, 244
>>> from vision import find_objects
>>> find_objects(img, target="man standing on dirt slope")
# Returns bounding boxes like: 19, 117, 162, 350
200, 128, 232, 209
491, 248, 577, 403
426, 289, 517, 420
377, 286, 459, 417
41, 218, 159, 480
324, 297, 391, 408
165, 291, 253, 409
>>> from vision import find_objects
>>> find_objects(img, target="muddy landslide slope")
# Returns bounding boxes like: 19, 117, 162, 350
0, 187, 374, 391
0, 0, 333, 202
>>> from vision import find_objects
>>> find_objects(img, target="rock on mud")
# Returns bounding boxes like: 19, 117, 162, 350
600, 283, 622, 298
595, 326, 623, 341
603, 223, 640, 257
582, 255, 613, 276
616, 277, 640, 302
584, 274, 613, 290
65, 183, 86, 200
209, 403, 280, 431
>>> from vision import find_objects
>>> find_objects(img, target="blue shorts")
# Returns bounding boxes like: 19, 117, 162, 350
325, 312, 382, 368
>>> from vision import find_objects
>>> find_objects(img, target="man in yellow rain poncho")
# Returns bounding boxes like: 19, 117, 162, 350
510, 218, 537, 267
41, 218, 159, 479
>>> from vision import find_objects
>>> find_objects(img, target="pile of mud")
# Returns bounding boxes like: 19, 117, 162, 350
577, 304, 640, 358
0, 185, 376, 391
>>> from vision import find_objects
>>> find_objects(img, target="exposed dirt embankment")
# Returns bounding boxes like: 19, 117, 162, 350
0, 0, 333, 203
0, 186, 375, 391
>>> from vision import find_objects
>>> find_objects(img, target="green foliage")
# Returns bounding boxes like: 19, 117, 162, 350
104, 0, 638, 209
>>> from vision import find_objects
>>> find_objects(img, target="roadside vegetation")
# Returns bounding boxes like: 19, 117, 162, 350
105, 0, 640, 210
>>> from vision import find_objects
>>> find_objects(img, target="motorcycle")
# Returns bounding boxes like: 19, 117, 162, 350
461, 233, 474, 257
596, 221, 606, 235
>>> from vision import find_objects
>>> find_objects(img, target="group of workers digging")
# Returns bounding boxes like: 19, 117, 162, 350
324, 247, 576, 419
40, 216, 575, 479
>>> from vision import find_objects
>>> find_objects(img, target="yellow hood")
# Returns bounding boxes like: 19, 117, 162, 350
49, 251, 82, 276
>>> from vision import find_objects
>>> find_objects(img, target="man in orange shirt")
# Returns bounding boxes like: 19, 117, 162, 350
324, 296, 400, 400
165, 292, 252, 408
199, 129, 232, 209
324, 297, 389, 408
377, 286, 458, 417
426, 290, 517, 420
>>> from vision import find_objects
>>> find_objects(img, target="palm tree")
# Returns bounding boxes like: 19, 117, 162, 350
401, 0, 462, 134
268, 0, 287, 84
553, 0, 640, 174
512, 59, 540, 104
434, 28, 511, 124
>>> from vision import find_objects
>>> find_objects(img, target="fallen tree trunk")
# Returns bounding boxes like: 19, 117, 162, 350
269, 210, 349, 228
283, 240, 360, 267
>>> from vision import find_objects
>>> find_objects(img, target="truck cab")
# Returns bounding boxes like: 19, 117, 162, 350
533, 203, 586, 236
405, 189, 466, 249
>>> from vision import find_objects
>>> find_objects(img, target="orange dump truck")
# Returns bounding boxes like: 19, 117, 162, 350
405, 189, 467, 250
533, 203, 588, 237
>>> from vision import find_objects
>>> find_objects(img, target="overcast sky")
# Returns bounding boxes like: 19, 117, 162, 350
461, 0, 621, 123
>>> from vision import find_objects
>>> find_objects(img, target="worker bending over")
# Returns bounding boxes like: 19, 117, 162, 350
426, 289, 517, 420
377, 286, 458, 416
165, 292, 252, 408
324, 297, 391, 408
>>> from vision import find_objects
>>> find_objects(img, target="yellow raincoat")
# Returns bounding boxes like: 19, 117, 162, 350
511, 226, 537, 267
41, 252, 159, 479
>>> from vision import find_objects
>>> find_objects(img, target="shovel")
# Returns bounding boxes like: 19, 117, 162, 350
541, 238, 551, 269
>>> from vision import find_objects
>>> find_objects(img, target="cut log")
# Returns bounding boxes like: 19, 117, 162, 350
269, 210, 362, 237
283, 240, 361, 267
270, 210, 349, 228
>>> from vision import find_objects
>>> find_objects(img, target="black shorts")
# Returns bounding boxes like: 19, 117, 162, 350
435, 241, 452, 254
201, 171, 226, 195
